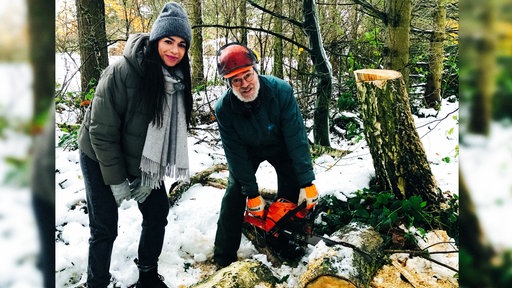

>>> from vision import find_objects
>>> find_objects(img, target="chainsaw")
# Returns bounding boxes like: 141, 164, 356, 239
243, 198, 372, 262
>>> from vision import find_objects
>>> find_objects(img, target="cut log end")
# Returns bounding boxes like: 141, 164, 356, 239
305, 276, 357, 288
353, 69, 402, 82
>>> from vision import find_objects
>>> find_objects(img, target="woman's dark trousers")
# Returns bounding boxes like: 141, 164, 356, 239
80, 152, 169, 287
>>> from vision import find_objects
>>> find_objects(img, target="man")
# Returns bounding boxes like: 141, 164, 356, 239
213, 43, 319, 267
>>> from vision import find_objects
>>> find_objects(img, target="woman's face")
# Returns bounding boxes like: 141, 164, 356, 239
157, 36, 187, 67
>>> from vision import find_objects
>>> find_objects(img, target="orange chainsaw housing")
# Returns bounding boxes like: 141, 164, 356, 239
244, 198, 308, 232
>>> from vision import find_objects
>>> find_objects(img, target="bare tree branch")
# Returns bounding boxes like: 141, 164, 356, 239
352, 0, 387, 22
192, 24, 311, 53
246, 0, 304, 29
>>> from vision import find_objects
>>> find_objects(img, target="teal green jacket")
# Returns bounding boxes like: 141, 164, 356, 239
214, 75, 315, 197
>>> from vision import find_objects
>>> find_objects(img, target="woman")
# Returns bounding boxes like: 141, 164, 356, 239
77, 2, 192, 287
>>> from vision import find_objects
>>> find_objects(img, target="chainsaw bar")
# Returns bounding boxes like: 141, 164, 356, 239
269, 204, 374, 262
305, 234, 373, 262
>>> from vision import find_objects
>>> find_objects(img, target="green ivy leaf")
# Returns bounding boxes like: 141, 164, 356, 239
354, 208, 370, 219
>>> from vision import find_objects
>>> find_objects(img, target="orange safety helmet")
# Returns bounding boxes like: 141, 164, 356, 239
216, 43, 259, 78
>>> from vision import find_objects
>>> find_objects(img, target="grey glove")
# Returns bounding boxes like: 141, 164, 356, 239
110, 179, 131, 207
130, 178, 153, 203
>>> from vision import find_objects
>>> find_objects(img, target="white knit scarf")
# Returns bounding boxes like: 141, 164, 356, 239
139, 67, 190, 189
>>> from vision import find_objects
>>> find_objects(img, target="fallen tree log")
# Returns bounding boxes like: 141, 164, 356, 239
299, 222, 384, 288
168, 163, 280, 205
190, 259, 276, 288
310, 143, 350, 158
168, 163, 228, 204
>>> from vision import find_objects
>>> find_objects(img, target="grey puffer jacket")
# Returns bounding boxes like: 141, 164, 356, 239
215, 75, 315, 197
78, 33, 152, 185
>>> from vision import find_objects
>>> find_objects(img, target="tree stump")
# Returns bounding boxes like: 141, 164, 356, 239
190, 259, 276, 288
299, 222, 384, 288
353, 69, 440, 204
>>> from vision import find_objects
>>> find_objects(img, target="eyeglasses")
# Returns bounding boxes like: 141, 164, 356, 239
230, 70, 255, 87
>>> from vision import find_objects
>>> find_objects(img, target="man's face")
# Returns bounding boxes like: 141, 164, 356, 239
229, 68, 260, 102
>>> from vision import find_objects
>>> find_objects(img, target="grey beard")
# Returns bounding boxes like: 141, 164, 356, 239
233, 80, 260, 103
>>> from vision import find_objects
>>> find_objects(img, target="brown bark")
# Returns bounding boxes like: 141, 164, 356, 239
272, 0, 284, 78
353, 69, 440, 204
169, 163, 284, 204
168, 163, 227, 205
424, 0, 446, 109
303, 0, 332, 146
384, 0, 412, 85
459, 168, 494, 286
191, 0, 205, 88
467, 0, 496, 135
76, 0, 108, 93
27, 0, 55, 126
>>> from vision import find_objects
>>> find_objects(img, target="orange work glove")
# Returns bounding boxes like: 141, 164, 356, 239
299, 184, 318, 210
247, 195, 266, 218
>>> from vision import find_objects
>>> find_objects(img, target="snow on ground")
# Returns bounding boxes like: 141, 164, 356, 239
53, 97, 459, 287
461, 121, 512, 250
0, 63, 44, 287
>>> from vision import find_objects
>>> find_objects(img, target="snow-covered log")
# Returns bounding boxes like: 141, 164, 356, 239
190, 259, 275, 288
169, 163, 280, 204
168, 163, 227, 204
299, 222, 384, 288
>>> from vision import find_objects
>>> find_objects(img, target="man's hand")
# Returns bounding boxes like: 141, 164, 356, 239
110, 179, 131, 207
130, 178, 153, 203
247, 195, 265, 218
299, 184, 318, 210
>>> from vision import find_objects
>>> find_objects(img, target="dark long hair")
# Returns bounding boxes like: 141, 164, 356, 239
140, 40, 193, 128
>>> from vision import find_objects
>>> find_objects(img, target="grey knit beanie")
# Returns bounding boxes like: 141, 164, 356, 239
149, 2, 192, 47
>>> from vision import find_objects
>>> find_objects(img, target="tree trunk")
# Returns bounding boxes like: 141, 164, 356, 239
424, 0, 446, 109
300, 222, 384, 288
76, 0, 109, 93
353, 69, 440, 204
191, 0, 205, 89
27, 0, 55, 128
459, 168, 494, 286
190, 259, 276, 288
239, 1, 248, 45
384, 0, 411, 85
272, 0, 284, 78
303, 0, 332, 146
466, 0, 496, 135
27, 1, 56, 286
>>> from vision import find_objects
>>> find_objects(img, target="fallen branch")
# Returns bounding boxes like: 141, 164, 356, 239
309, 143, 349, 158
168, 164, 278, 205
383, 249, 459, 273
168, 163, 228, 205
